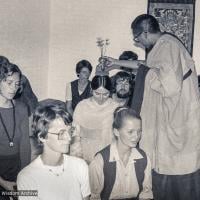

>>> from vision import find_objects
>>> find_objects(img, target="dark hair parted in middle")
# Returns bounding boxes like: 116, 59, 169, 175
76, 60, 93, 74
32, 104, 72, 139
113, 106, 141, 130
91, 75, 112, 91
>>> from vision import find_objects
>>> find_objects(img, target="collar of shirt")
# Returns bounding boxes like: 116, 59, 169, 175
109, 141, 143, 163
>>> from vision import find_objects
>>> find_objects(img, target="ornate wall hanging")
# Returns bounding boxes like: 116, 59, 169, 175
148, 0, 196, 55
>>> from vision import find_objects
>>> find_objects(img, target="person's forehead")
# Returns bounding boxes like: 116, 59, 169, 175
116, 77, 129, 83
94, 86, 109, 93
5, 72, 20, 81
48, 117, 66, 130
80, 67, 90, 72
122, 117, 141, 128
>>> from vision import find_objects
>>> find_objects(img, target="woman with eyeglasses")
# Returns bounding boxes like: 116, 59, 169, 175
0, 59, 31, 198
17, 104, 90, 200
72, 75, 119, 164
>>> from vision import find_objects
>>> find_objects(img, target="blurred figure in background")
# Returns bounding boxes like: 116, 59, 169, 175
118, 50, 138, 78
65, 60, 93, 116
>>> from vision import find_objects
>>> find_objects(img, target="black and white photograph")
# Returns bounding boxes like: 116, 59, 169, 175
0, 0, 200, 200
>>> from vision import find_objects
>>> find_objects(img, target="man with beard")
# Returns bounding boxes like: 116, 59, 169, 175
112, 71, 133, 107
98, 50, 149, 114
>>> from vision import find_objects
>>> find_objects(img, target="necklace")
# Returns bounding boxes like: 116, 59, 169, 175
45, 156, 65, 177
0, 100, 16, 147
48, 163, 65, 176
48, 166, 64, 176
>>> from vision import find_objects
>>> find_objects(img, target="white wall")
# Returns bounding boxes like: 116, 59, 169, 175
48, 0, 147, 100
0, 0, 50, 100
0, 1, 199, 101
48, 0, 200, 101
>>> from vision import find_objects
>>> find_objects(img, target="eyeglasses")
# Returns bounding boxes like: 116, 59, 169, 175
133, 32, 143, 42
48, 125, 76, 140
133, 31, 148, 42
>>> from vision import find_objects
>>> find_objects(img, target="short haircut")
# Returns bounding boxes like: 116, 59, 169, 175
91, 75, 112, 91
119, 51, 138, 61
0, 62, 22, 81
76, 60, 93, 74
113, 106, 141, 130
32, 104, 72, 139
131, 14, 160, 35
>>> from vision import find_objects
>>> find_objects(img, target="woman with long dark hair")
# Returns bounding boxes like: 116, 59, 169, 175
72, 75, 119, 163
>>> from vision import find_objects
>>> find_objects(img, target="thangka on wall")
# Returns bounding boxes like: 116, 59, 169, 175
148, 0, 195, 55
